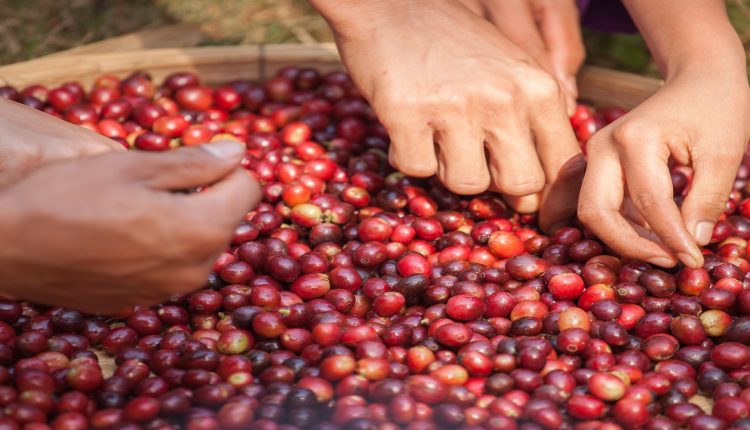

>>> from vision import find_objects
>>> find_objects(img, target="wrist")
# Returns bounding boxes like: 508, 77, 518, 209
622, 1, 746, 84
664, 32, 746, 84
308, 0, 454, 40
634, 6, 746, 84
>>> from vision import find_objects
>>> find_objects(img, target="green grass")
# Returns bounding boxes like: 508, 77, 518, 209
1, 0, 748, 80
0, 0, 170, 65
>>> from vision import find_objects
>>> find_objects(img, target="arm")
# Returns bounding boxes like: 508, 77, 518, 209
578, 1, 750, 268
623, 0, 745, 82
309, 0, 585, 231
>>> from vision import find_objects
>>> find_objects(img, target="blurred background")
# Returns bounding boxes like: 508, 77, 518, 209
0, 0, 748, 78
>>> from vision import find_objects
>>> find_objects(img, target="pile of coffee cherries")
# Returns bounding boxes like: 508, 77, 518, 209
0, 66, 749, 430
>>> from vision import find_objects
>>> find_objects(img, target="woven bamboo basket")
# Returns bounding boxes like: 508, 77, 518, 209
0, 30, 715, 416
0, 42, 662, 109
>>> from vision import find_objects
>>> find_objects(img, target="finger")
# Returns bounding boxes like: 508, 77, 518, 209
488, 180, 540, 214
629, 220, 670, 245
503, 194, 541, 214
133, 140, 246, 190
482, 1, 550, 68
528, 84, 586, 231
534, 0, 585, 112
388, 123, 438, 178
538, 152, 586, 232
578, 133, 677, 267
175, 170, 260, 262
619, 142, 704, 268
621, 196, 647, 226
435, 124, 490, 194
180, 169, 262, 229
485, 120, 545, 198
96, 138, 128, 153
681, 147, 742, 246
77, 135, 128, 154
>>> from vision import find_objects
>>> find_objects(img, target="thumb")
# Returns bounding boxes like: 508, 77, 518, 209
534, 0, 585, 114
681, 151, 740, 246
133, 140, 247, 190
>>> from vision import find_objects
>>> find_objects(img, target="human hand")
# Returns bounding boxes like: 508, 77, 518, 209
0, 98, 124, 188
314, 0, 585, 230
579, 73, 750, 268
0, 141, 261, 314
460, 0, 585, 115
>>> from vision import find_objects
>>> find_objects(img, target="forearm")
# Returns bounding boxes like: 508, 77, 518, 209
622, 0, 746, 81
307, 0, 460, 38
308, 1, 398, 29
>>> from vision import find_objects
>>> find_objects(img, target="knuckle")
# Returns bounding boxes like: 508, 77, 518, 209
584, 132, 608, 155
376, 90, 408, 112
700, 192, 729, 214
402, 161, 438, 178
389, 150, 437, 178
12, 145, 45, 174
490, 86, 518, 108
612, 120, 660, 150
507, 195, 541, 214
502, 175, 545, 196
443, 173, 491, 195
577, 204, 601, 226
521, 70, 561, 103
419, 91, 467, 116
632, 192, 663, 212
655, 229, 682, 247
397, 95, 423, 113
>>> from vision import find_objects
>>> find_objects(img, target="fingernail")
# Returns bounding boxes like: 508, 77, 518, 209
693, 221, 714, 246
677, 252, 700, 269
649, 256, 676, 268
201, 140, 246, 159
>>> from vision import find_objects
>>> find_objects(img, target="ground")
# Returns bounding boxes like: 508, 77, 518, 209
0, 0, 749, 79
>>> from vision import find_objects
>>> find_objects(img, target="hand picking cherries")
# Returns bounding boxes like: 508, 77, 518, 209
1, 68, 750, 430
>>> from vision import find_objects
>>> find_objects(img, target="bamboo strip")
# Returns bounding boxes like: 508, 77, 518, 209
0, 44, 662, 109
578, 66, 663, 109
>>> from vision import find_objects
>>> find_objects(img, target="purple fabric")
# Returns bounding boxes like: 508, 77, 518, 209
577, 0, 637, 33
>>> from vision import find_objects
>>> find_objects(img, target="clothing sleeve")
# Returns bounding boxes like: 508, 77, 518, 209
578, 0, 637, 33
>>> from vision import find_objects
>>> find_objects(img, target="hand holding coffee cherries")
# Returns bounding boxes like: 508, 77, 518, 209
312, 0, 750, 268
580, 73, 750, 269
0, 139, 260, 314
310, 0, 586, 232
580, 0, 750, 268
